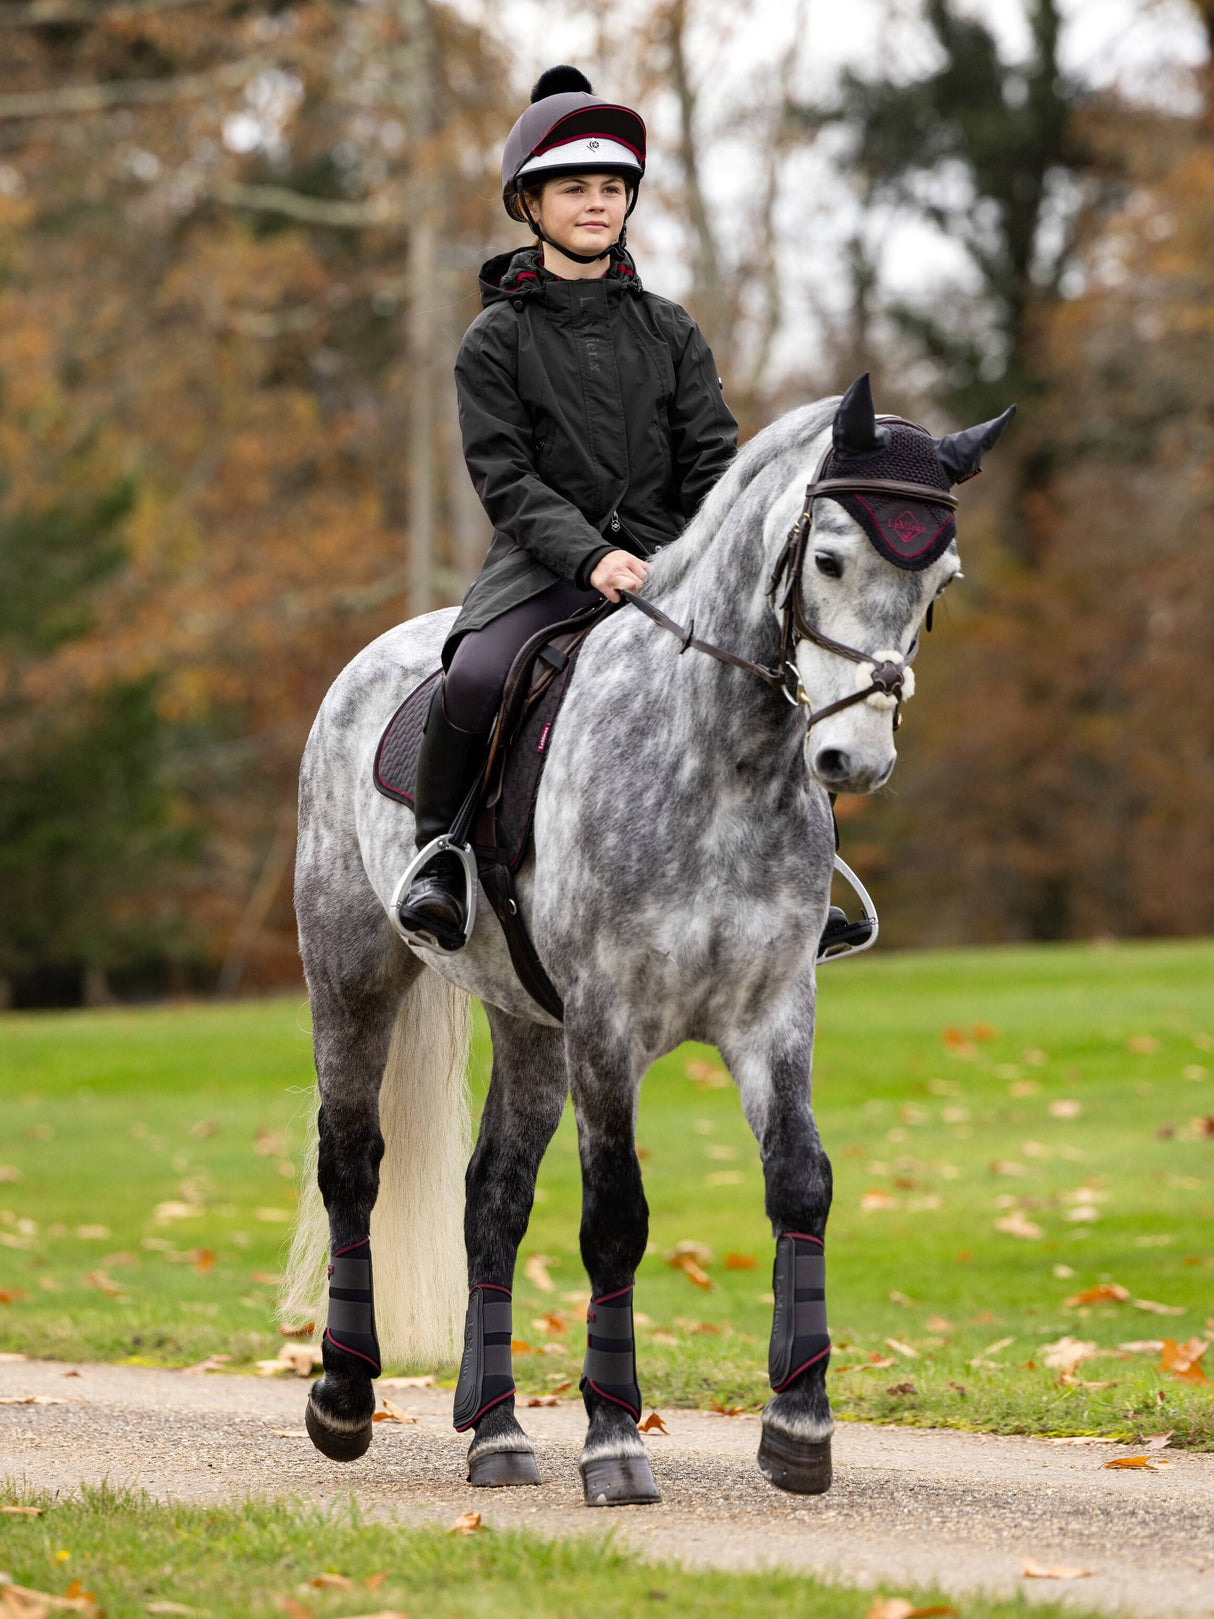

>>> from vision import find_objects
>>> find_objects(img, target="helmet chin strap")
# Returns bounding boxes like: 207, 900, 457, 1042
516, 185, 637, 267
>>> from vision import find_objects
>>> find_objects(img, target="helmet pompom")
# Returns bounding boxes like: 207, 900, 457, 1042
530, 65, 593, 103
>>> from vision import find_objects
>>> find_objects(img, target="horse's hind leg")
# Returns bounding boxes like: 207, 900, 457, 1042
301, 928, 419, 1462
456, 1005, 567, 1488
565, 1004, 660, 1508
720, 986, 834, 1496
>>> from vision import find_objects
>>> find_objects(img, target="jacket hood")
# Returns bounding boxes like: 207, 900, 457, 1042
478, 244, 643, 308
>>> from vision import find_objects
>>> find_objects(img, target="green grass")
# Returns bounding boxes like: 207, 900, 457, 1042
0, 1482, 1092, 1619
1, 941, 1212, 1443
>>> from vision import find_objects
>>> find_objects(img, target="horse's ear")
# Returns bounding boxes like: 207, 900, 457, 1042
934, 404, 1017, 484
833, 373, 886, 458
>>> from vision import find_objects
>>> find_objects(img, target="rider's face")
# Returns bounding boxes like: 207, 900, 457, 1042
533, 174, 629, 257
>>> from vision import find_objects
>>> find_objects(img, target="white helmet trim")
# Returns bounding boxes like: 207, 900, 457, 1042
516, 137, 643, 180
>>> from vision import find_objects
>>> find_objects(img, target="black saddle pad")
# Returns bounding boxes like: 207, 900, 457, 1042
373, 658, 578, 873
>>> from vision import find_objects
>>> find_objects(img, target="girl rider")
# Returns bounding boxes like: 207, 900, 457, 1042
396, 65, 738, 950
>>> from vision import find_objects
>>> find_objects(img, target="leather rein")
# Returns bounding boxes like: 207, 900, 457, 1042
620, 446, 958, 731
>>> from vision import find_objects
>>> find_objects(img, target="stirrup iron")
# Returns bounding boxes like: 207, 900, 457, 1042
816, 855, 879, 965
389, 834, 478, 953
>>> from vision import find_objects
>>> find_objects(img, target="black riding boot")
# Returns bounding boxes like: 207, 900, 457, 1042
396, 683, 487, 952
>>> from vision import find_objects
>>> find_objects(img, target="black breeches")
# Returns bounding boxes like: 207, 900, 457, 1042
442, 578, 601, 734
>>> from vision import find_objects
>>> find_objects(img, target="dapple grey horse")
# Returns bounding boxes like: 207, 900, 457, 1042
282, 375, 1013, 1505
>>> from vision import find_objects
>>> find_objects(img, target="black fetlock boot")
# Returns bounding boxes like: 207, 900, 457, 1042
395, 684, 487, 953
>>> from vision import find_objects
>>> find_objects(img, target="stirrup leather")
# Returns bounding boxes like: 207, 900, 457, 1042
390, 835, 478, 953
816, 855, 879, 966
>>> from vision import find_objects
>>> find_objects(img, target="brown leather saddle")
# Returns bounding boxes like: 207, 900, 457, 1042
373, 599, 618, 1020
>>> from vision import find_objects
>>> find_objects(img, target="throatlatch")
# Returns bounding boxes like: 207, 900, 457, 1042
768, 1233, 830, 1391
581, 1285, 642, 1420
325, 1236, 381, 1376
453, 1283, 515, 1431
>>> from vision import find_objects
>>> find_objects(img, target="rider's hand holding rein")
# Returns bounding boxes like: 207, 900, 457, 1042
591, 549, 650, 603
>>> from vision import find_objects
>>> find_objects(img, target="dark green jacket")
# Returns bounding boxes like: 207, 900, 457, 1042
444, 246, 738, 660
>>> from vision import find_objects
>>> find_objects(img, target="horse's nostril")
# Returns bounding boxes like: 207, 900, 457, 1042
814, 748, 850, 782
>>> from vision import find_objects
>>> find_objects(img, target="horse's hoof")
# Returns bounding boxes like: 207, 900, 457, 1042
305, 1395, 373, 1462
757, 1427, 832, 1494
580, 1454, 661, 1507
468, 1449, 541, 1488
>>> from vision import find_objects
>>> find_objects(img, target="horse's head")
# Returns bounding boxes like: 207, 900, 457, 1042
774, 374, 1015, 795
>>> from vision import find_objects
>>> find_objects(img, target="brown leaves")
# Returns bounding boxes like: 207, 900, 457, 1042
191, 1249, 216, 1275
254, 1344, 320, 1378
522, 1253, 555, 1293
685, 1058, 728, 1089
886, 1382, 918, 1397
0, 1167, 22, 1183
0, 1580, 97, 1615
708, 1398, 747, 1416
0, 1289, 28, 1305
1104, 1455, 1172, 1471
0, 1504, 44, 1515
665, 1241, 713, 1289
1040, 1336, 1099, 1373
371, 1398, 416, 1425
0, 1395, 67, 1406
884, 1337, 918, 1359
81, 1271, 123, 1297
447, 1510, 483, 1535
1021, 1559, 1095, 1579
638, 1411, 668, 1434
866, 1599, 956, 1619
279, 1322, 314, 1339
1158, 1337, 1209, 1383
723, 1252, 756, 1270
1066, 1283, 1128, 1305
994, 1213, 1042, 1240
180, 1354, 232, 1375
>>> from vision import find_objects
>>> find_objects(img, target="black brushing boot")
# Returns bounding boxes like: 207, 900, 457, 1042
396, 684, 487, 952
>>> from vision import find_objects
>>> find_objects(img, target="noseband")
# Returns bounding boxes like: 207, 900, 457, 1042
623, 443, 957, 731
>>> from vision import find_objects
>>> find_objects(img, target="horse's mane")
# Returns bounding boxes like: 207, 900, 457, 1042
646, 397, 837, 597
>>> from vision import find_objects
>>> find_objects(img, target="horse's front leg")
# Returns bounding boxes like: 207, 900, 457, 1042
721, 982, 834, 1495
566, 1008, 660, 1508
455, 1006, 568, 1488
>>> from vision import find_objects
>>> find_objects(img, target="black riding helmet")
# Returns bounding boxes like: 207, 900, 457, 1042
501, 65, 647, 265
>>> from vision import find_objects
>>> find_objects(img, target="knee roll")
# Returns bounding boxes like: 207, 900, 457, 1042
768, 1232, 830, 1390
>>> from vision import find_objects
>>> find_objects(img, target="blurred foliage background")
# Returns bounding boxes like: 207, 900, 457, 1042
1, 0, 1211, 1006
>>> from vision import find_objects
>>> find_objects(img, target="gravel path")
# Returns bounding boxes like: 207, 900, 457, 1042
2, 1358, 1211, 1616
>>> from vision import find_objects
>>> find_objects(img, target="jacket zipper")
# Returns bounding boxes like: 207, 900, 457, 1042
610, 509, 654, 557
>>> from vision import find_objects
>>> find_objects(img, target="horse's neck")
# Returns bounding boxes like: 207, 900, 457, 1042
634, 488, 804, 775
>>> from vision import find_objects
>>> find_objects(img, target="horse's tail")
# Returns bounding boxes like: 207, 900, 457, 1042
281, 970, 472, 1367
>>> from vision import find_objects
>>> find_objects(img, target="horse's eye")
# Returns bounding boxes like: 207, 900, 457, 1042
814, 552, 842, 579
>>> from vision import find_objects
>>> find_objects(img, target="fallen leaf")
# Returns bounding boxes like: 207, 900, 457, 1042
1142, 1430, 1174, 1450
372, 1399, 416, 1424
665, 1240, 714, 1266
723, 1253, 756, 1270
1048, 1100, 1082, 1119
82, 1270, 122, 1297
990, 1160, 1025, 1177
180, 1354, 232, 1375
866, 1600, 956, 1619
363, 1575, 388, 1590
0, 1289, 28, 1305
888, 1290, 916, 1307
524, 1395, 559, 1407
1132, 1298, 1186, 1317
378, 1374, 435, 1389
254, 1208, 292, 1223
1158, 1338, 1208, 1382
274, 1600, 313, 1619
884, 1337, 918, 1359
860, 1190, 899, 1211
638, 1411, 668, 1433
306, 1575, 353, 1590
1128, 1034, 1159, 1054
1052, 1264, 1076, 1278
1040, 1336, 1099, 1373
447, 1510, 483, 1535
926, 1315, 953, 1333
686, 1059, 728, 1089
1104, 1456, 1171, 1470
269, 1429, 309, 1438
709, 1398, 746, 1416
1117, 1340, 1165, 1354
0, 1167, 22, 1183
970, 1336, 1015, 1367
1043, 1436, 1120, 1445
886, 1381, 918, 1397
511, 1339, 535, 1354
867, 1353, 896, 1368
547, 1379, 571, 1393
530, 1312, 567, 1336
522, 1253, 555, 1293
1066, 1283, 1129, 1305
249, 1271, 283, 1286
946, 1380, 967, 1395
0, 1504, 44, 1514
191, 1250, 216, 1275
673, 1257, 711, 1289
994, 1214, 1042, 1240
75, 1225, 109, 1240
146, 1603, 205, 1615
1022, 1559, 1095, 1579
0, 1395, 67, 1405
279, 1323, 314, 1339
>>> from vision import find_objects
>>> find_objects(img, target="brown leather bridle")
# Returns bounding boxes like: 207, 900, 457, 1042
622, 442, 958, 731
